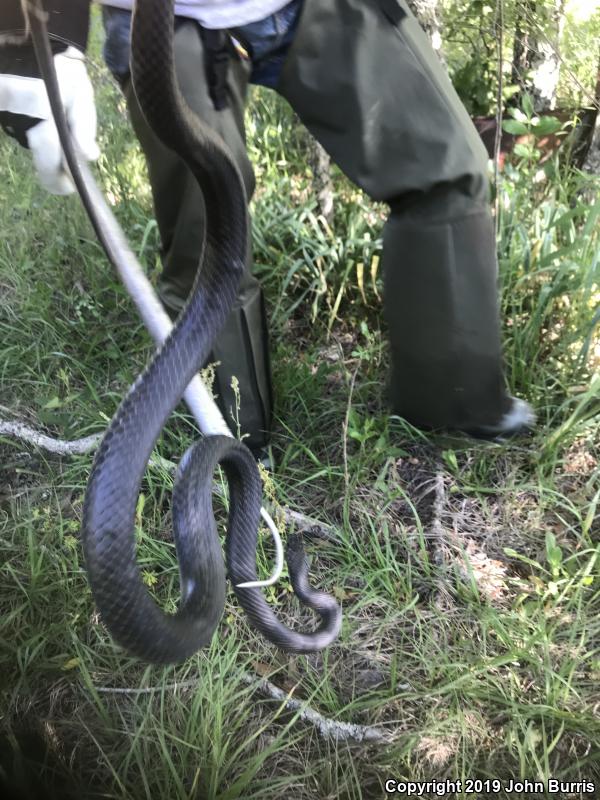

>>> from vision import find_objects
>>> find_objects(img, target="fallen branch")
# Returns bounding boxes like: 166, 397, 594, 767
425, 471, 456, 609
0, 419, 101, 455
240, 673, 389, 743
280, 508, 338, 541
0, 416, 339, 540
430, 471, 446, 545
95, 671, 389, 743
95, 680, 200, 695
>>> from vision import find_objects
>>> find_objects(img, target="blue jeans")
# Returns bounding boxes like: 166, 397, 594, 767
102, 1, 303, 90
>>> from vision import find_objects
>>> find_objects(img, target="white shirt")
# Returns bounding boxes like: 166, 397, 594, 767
96, 0, 292, 29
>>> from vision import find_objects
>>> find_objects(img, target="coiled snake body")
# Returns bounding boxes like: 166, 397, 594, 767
25, 0, 341, 663
70, 0, 342, 662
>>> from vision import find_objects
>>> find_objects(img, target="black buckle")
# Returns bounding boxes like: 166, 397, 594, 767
201, 28, 230, 111
378, 0, 407, 26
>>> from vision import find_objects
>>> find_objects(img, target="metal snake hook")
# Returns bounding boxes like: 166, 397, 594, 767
24, 0, 283, 590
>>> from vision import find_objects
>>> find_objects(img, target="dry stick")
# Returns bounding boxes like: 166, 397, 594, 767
429, 471, 446, 563
426, 471, 456, 609
95, 673, 388, 743
0, 419, 101, 455
0, 419, 174, 471
0, 417, 339, 540
239, 673, 389, 743
281, 508, 339, 542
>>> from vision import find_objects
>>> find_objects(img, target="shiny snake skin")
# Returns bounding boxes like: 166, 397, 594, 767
27, 0, 341, 663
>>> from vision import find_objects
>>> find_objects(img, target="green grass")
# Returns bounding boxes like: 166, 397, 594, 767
1, 23, 599, 800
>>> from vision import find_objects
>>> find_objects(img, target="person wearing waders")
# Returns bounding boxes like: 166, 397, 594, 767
0, 0, 535, 468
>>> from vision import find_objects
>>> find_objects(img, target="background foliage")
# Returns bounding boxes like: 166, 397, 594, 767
440, 0, 600, 115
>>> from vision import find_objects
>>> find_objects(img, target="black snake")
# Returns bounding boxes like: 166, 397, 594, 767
27, 0, 342, 663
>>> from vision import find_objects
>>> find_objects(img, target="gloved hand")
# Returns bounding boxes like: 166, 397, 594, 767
0, 0, 97, 194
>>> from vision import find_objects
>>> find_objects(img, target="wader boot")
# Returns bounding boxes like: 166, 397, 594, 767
277, 0, 533, 434
124, 20, 273, 452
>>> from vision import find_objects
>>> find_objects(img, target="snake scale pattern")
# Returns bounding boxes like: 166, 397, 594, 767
74, 0, 342, 663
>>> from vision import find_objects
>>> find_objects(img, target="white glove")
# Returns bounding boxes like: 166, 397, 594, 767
0, 46, 99, 194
